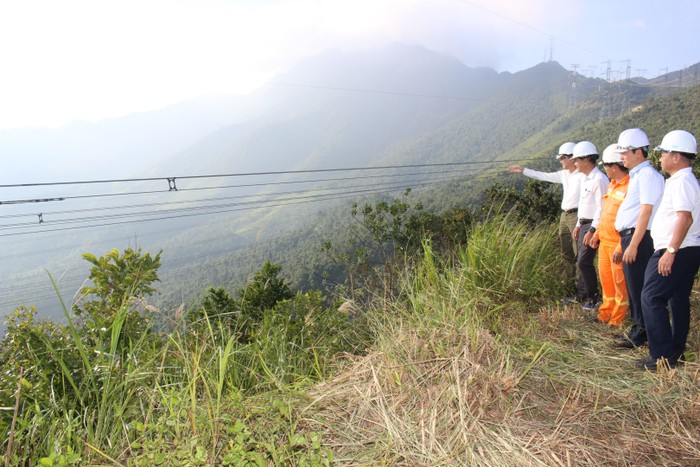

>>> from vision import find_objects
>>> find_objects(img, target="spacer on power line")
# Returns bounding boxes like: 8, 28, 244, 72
167, 178, 178, 191
38, 213, 44, 224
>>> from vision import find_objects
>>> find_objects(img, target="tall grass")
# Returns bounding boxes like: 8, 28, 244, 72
306, 214, 700, 466
1, 288, 353, 464
0, 283, 166, 464
5, 213, 698, 465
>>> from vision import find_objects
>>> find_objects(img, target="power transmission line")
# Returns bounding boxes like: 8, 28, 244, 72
0, 171, 486, 238
456, 0, 608, 60
0, 161, 502, 190
0, 166, 478, 218
0, 176, 457, 231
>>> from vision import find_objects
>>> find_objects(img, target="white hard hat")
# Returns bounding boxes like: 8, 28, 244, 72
655, 130, 697, 155
600, 143, 623, 164
572, 141, 598, 159
556, 142, 576, 159
614, 128, 650, 153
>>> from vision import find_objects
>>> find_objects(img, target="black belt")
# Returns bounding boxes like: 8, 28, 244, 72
618, 228, 635, 236
579, 218, 593, 225
563, 208, 578, 214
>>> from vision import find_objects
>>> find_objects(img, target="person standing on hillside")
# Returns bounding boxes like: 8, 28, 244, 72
612, 128, 665, 349
586, 144, 630, 326
636, 130, 700, 370
571, 141, 609, 311
507, 142, 582, 297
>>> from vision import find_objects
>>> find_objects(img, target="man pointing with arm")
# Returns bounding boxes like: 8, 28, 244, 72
508, 142, 582, 299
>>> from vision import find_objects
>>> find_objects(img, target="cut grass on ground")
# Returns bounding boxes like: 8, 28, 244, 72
302, 292, 700, 466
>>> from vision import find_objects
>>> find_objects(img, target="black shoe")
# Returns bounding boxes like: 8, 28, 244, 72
613, 339, 644, 349
635, 355, 684, 370
635, 356, 656, 369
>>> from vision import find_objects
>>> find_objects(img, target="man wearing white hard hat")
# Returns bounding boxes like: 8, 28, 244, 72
508, 142, 582, 295
571, 141, 609, 311
586, 144, 630, 327
612, 128, 664, 349
637, 130, 700, 370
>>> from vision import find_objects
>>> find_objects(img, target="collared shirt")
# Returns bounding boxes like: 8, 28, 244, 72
650, 167, 700, 250
614, 160, 664, 231
598, 174, 630, 244
577, 166, 609, 228
522, 168, 582, 210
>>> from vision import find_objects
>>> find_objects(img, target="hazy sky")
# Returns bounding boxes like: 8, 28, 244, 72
2, 0, 699, 129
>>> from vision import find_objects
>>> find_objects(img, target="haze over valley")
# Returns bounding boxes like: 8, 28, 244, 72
2, 44, 699, 334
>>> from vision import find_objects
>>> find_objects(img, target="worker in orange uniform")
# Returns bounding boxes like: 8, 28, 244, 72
585, 144, 630, 326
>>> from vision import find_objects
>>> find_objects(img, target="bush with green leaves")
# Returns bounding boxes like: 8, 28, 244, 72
0, 248, 164, 463
479, 179, 561, 227
323, 189, 473, 303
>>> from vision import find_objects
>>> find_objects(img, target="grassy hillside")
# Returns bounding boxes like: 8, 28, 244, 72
160, 81, 700, 306
305, 234, 700, 465
3, 52, 698, 335
2, 213, 698, 465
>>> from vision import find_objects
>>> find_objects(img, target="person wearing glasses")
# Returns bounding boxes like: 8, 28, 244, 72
612, 128, 665, 349
636, 130, 700, 370
508, 142, 583, 298
585, 144, 630, 326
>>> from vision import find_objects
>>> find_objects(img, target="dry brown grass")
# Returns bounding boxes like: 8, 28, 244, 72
302, 297, 700, 466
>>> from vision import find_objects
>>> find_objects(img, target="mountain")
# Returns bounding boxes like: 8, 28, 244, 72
144, 45, 505, 177
2, 44, 698, 330
0, 94, 262, 184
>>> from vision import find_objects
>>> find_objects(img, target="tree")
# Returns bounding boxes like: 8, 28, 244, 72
480, 179, 560, 226
188, 287, 242, 341
323, 190, 473, 302
73, 248, 162, 354
75, 248, 162, 321
238, 261, 294, 324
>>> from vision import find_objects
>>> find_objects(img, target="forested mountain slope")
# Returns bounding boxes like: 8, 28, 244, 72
2, 44, 697, 325
154, 80, 700, 307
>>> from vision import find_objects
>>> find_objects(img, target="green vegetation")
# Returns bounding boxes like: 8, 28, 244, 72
2, 184, 698, 465
1, 248, 359, 464
3, 61, 700, 464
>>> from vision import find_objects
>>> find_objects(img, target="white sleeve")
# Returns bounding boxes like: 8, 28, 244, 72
591, 176, 609, 228
522, 168, 563, 184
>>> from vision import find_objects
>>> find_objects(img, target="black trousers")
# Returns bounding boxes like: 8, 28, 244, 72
620, 230, 654, 344
642, 246, 700, 360
576, 223, 599, 302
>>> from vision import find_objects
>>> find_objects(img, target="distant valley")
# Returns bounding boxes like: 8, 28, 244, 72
1, 43, 699, 332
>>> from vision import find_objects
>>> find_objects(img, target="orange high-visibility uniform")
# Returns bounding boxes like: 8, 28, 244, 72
593, 175, 630, 326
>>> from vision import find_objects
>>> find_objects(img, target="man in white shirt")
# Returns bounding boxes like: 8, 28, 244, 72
612, 129, 665, 349
508, 142, 582, 296
637, 130, 700, 370
571, 141, 609, 310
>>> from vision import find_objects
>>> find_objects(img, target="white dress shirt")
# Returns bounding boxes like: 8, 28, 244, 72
650, 167, 700, 250
614, 160, 664, 231
577, 166, 609, 228
523, 168, 582, 211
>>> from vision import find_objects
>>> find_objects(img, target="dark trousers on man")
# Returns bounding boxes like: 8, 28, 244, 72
576, 222, 599, 303
642, 246, 700, 360
620, 230, 654, 345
